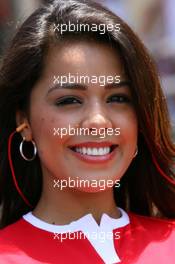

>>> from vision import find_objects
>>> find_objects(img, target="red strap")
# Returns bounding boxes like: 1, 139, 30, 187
151, 152, 175, 186
8, 130, 33, 208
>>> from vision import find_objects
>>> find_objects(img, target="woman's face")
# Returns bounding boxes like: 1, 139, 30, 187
18, 41, 138, 192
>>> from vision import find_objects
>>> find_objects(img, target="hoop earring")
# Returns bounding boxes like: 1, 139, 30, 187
19, 137, 37, 161
133, 145, 138, 158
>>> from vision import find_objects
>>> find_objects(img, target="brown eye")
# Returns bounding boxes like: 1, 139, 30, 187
107, 94, 131, 103
55, 96, 82, 106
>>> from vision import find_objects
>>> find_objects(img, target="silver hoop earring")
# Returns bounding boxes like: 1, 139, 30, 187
133, 146, 138, 158
19, 137, 37, 161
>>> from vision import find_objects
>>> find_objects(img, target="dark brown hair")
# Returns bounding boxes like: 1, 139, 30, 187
0, 0, 175, 228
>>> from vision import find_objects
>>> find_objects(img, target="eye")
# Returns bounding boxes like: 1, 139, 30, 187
55, 96, 82, 106
107, 94, 131, 103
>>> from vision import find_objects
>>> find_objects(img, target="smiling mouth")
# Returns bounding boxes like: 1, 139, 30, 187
69, 145, 118, 156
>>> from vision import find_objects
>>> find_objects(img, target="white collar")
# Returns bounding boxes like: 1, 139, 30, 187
23, 207, 130, 264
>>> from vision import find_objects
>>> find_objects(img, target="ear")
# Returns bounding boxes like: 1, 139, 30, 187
16, 110, 33, 141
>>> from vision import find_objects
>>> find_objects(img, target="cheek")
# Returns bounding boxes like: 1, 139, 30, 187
116, 110, 138, 141
29, 106, 80, 156
29, 114, 66, 171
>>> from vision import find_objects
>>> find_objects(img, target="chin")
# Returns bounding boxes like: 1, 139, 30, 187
73, 186, 112, 193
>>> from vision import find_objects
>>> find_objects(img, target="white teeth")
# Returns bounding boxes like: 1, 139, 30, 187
74, 147, 110, 156
83, 147, 87, 155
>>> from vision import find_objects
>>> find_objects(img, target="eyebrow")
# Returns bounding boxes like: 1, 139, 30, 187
47, 80, 130, 95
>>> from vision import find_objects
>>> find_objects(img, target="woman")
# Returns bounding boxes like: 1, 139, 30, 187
0, 0, 174, 263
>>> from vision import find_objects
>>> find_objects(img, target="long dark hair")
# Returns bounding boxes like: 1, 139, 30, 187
0, 0, 175, 228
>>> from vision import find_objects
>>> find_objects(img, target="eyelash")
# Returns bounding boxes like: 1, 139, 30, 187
55, 94, 131, 106
55, 96, 82, 106
106, 94, 131, 103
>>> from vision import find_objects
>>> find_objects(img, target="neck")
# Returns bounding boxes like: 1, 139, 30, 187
33, 175, 120, 225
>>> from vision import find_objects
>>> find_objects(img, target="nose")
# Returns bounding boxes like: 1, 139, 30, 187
81, 103, 113, 130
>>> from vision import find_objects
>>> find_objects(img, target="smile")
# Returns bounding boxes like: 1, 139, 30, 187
68, 142, 118, 164
71, 146, 117, 156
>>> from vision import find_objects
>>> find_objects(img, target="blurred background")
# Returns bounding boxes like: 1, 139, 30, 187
0, 0, 174, 139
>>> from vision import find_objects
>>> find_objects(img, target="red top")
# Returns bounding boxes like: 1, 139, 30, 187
0, 208, 174, 264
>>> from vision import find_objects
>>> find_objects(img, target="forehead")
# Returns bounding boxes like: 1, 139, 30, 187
30, 40, 131, 108
42, 41, 125, 77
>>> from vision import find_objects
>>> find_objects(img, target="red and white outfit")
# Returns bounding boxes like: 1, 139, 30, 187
0, 207, 175, 263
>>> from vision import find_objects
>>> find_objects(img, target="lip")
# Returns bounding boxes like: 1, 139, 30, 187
68, 141, 116, 148
68, 143, 118, 164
